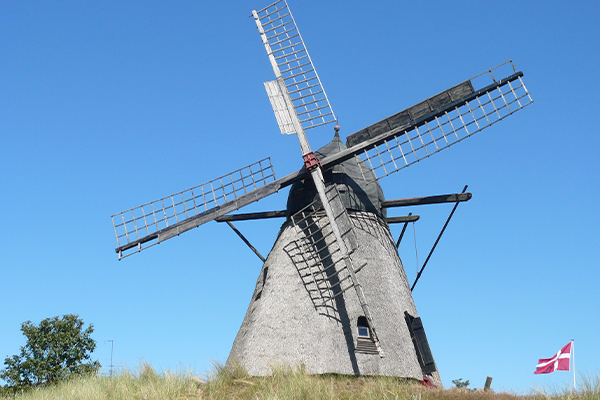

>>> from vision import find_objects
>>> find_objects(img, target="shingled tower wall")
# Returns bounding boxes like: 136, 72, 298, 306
227, 134, 440, 384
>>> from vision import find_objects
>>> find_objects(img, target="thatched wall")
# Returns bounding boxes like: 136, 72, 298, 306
227, 211, 434, 380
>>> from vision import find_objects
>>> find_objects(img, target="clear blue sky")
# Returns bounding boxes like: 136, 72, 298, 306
1, 0, 598, 393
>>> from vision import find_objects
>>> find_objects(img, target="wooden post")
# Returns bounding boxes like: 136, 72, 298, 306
484, 376, 493, 391
225, 221, 266, 263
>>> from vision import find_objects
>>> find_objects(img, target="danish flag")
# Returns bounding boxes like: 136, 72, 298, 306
534, 341, 572, 374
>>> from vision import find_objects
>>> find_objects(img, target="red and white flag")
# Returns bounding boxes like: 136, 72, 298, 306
534, 341, 572, 374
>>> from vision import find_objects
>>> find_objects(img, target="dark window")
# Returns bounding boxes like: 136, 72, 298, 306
358, 325, 369, 338
355, 316, 378, 354
357, 316, 370, 338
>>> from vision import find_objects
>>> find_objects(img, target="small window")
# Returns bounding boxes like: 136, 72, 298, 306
358, 325, 369, 337
357, 316, 370, 338
355, 316, 377, 354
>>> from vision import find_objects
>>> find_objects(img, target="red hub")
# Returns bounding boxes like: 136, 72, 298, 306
302, 152, 322, 171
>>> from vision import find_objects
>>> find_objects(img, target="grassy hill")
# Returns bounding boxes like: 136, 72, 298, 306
1, 364, 597, 400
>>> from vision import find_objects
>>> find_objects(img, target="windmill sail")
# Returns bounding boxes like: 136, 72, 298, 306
253, 0, 336, 135
325, 60, 533, 180
112, 61, 532, 260
112, 158, 277, 259
253, 0, 385, 355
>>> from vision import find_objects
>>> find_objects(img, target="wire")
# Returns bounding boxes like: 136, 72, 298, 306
412, 222, 418, 275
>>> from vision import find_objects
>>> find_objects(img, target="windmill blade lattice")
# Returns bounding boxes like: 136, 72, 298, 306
112, 158, 276, 259
338, 61, 533, 181
284, 185, 366, 315
253, 0, 384, 355
253, 0, 336, 133
283, 183, 383, 355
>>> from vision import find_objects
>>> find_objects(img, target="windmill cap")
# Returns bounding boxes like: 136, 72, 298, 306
286, 135, 386, 218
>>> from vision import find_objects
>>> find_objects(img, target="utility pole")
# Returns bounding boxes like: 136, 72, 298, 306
104, 340, 114, 377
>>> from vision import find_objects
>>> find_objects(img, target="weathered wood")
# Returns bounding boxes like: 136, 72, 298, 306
216, 210, 287, 222
395, 213, 415, 249
219, 211, 422, 223
484, 376, 493, 391
323, 72, 523, 168
117, 188, 469, 254
411, 186, 468, 291
116, 71, 524, 256
382, 192, 472, 208
346, 80, 474, 148
386, 215, 420, 224
225, 221, 266, 263
117, 67, 522, 255
115, 168, 307, 254
404, 312, 436, 374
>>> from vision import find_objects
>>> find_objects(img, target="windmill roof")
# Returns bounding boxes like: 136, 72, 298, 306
287, 134, 386, 218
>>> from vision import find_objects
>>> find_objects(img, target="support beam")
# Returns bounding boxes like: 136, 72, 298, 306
411, 186, 468, 291
217, 210, 420, 225
382, 192, 471, 208
387, 215, 419, 224
216, 210, 287, 222
395, 213, 414, 249
225, 221, 266, 263
215, 210, 420, 224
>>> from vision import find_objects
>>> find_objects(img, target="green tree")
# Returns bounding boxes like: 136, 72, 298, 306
452, 378, 471, 389
1, 314, 101, 388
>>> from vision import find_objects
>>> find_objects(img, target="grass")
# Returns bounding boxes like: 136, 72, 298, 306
1, 364, 598, 400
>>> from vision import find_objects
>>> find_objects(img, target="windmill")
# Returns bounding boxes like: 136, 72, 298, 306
111, 0, 532, 385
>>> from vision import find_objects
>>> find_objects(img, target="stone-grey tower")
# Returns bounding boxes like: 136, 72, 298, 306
227, 134, 440, 384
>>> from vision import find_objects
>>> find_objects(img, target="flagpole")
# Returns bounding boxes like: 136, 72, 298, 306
572, 339, 576, 391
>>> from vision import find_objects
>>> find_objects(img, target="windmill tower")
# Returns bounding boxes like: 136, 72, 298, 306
227, 131, 433, 380
111, 0, 533, 386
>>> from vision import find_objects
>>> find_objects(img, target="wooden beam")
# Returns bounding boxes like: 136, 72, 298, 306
395, 213, 415, 249
225, 221, 266, 263
218, 211, 422, 224
386, 215, 419, 224
411, 185, 468, 291
215, 210, 287, 222
382, 192, 471, 208
484, 377, 493, 391
320, 72, 524, 169
115, 169, 305, 254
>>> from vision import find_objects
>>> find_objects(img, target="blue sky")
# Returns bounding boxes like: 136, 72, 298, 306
1, 0, 598, 393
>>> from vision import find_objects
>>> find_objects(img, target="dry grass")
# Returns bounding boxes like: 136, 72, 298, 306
1, 363, 598, 400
